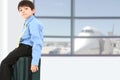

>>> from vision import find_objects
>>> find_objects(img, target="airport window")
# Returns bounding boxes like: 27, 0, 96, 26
38, 19, 71, 36
75, 0, 120, 17
74, 38, 101, 55
75, 19, 120, 36
34, 0, 71, 17
42, 38, 71, 55
74, 38, 120, 55
34, 0, 120, 56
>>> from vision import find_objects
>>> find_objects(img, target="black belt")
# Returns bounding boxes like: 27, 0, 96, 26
19, 43, 32, 48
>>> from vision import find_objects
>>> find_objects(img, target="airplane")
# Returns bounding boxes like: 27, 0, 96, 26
74, 26, 104, 52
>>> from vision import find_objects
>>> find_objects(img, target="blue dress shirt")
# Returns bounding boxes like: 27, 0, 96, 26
20, 15, 43, 66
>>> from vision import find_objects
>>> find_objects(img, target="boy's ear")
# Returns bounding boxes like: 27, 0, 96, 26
32, 9, 35, 14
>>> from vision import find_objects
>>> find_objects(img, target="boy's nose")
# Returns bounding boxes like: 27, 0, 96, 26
22, 10, 25, 13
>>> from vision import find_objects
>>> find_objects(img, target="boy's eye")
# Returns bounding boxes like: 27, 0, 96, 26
19, 9, 22, 12
25, 7, 28, 10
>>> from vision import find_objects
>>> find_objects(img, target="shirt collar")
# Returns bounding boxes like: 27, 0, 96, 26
25, 15, 35, 25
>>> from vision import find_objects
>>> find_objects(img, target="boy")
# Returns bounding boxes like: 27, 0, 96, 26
0, 0, 43, 80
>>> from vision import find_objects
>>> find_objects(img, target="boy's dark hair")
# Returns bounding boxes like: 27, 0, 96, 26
18, 0, 34, 10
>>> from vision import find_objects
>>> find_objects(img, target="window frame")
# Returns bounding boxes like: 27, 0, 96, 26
34, 0, 120, 56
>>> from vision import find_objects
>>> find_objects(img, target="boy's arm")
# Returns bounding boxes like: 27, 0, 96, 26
29, 22, 43, 66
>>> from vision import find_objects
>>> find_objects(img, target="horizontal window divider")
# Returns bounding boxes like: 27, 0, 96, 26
42, 54, 72, 56
75, 17, 120, 19
36, 16, 120, 19
36, 16, 71, 19
41, 54, 120, 57
74, 36, 120, 38
44, 36, 71, 38
44, 36, 120, 38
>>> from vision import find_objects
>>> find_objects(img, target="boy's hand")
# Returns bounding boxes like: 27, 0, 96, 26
31, 65, 38, 72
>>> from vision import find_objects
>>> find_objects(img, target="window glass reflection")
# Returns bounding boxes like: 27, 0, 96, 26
35, 0, 71, 16
74, 38, 100, 55
74, 38, 120, 55
38, 19, 70, 36
75, 19, 120, 36
75, 0, 120, 16
42, 38, 71, 55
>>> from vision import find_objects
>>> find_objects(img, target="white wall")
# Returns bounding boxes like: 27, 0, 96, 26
8, 0, 24, 52
0, 0, 8, 62
41, 57, 120, 80
0, 0, 24, 62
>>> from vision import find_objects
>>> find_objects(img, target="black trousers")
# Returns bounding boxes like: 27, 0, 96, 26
0, 44, 32, 80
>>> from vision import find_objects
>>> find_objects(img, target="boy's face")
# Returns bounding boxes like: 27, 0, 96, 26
18, 6, 35, 19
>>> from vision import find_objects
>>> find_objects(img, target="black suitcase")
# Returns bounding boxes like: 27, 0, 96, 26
12, 57, 40, 80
